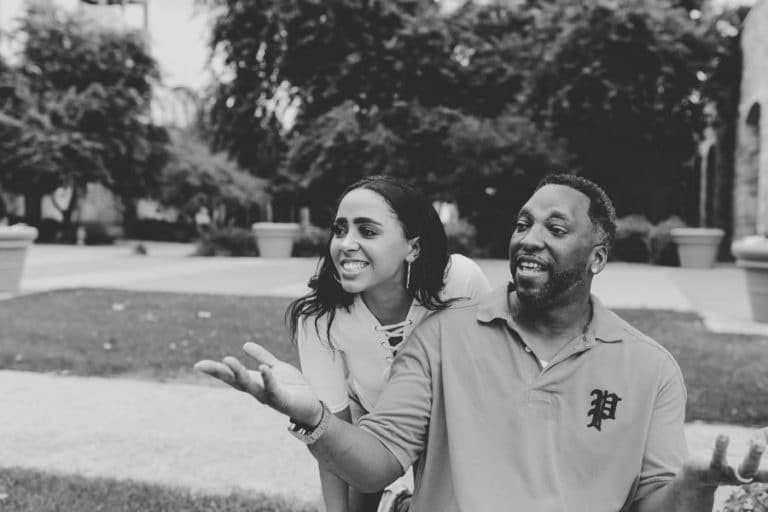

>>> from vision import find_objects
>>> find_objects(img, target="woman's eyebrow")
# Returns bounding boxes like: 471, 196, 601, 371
352, 217, 382, 226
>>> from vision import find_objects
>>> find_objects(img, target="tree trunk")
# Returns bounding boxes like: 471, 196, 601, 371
23, 193, 42, 225
121, 195, 138, 229
60, 186, 79, 230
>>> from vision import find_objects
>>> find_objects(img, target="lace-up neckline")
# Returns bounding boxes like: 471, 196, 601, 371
375, 318, 413, 348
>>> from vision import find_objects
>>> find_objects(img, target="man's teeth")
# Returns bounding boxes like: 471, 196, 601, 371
519, 261, 544, 271
342, 261, 368, 271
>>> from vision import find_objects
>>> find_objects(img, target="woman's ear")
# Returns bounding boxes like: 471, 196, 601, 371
407, 237, 421, 263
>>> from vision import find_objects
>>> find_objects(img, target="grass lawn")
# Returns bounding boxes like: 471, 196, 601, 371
0, 288, 298, 379
1, 288, 767, 425
0, 467, 318, 512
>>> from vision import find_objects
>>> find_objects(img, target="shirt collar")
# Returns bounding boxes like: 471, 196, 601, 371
476, 283, 624, 344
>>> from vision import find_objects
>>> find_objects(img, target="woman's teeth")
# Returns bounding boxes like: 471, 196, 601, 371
342, 261, 368, 271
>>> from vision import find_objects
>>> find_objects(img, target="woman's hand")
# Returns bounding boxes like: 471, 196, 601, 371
195, 343, 323, 426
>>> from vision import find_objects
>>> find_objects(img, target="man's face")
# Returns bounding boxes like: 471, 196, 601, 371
508, 184, 602, 309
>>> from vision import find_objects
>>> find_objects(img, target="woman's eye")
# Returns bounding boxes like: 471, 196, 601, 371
332, 224, 346, 236
359, 226, 377, 237
515, 221, 529, 232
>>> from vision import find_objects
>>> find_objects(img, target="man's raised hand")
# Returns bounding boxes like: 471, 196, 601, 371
683, 429, 768, 487
194, 343, 323, 426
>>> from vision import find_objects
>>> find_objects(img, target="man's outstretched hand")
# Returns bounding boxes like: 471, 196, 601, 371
683, 429, 768, 487
194, 343, 323, 426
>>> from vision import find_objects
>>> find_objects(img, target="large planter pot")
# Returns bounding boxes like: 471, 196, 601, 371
0, 225, 38, 293
732, 236, 768, 323
670, 227, 724, 269
251, 222, 300, 258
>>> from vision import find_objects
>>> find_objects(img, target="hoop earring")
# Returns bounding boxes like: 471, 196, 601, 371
406, 261, 411, 290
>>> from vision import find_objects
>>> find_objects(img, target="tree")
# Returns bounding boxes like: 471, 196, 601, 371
524, 0, 731, 220
0, 5, 169, 227
204, 0, 567, 253
158, 129, 270, 228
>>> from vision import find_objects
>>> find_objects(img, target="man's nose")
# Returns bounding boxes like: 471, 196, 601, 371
518, 224, 546, 249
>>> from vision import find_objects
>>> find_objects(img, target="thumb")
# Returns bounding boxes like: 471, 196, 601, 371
243, 342, 280, 367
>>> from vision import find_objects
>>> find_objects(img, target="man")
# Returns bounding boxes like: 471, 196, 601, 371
197, 173, 767, 511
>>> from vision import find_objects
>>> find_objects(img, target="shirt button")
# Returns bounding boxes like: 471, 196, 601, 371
524, 346, 531, 353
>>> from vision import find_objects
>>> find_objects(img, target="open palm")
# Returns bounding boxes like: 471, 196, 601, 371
195, 343, 321, 425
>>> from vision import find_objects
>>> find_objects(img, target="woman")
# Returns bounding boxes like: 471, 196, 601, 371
286, 176, 490, 512
198, 176, 490, 512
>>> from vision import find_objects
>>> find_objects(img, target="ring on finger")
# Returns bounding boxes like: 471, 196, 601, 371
734, 466, 755, 484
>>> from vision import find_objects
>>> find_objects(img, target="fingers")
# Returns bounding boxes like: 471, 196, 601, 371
259, 364, 279, 401
710, 434, 730, 472
194, 360, 236, 386
223, 356, 256, 393
737, 432, 767, 482
243, 342, 280, 367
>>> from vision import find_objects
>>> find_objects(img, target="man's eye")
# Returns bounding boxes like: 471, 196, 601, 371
515, 221, 529, 232
549, 226, 567, 236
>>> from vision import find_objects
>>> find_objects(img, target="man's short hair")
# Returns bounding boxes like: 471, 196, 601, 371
535, 173, 617, 250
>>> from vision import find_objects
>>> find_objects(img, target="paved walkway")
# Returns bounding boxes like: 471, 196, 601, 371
1, 242, 765, 509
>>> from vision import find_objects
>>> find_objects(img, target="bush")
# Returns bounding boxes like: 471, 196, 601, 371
445, 219, 480, 257
31, 219, 117, 245
649, 216, 687, 266
34, 218, 65, 243
195, 227, 259, 256
125, 219, 197, 242
292, 226, 329, 257
722, 484, 768, 512
81, 222, 119, 245
611, 215, 653, 263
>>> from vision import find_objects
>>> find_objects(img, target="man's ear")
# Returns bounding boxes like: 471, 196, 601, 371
589, 243, 608, 275
407, 237, 421, 263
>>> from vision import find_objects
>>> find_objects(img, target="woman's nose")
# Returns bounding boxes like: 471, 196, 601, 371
339, 232, 360, 251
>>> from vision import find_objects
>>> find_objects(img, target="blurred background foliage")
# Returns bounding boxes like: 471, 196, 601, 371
0, 0, 750, 257
201, 0, 746, 256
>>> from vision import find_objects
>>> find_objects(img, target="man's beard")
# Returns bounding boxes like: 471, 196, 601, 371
516, 266, 586, 309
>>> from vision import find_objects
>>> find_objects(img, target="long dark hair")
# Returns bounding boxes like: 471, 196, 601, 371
286, 175, 453, 344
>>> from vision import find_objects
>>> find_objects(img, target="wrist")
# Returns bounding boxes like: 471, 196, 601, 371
288, 401, 331, 445
293, 401, 324, 429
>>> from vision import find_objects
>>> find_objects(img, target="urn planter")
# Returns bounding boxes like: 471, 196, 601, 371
0, 224, 38, 293
732, 236, 768, 323
251, 222, 300, 258
670, 227, 724, 269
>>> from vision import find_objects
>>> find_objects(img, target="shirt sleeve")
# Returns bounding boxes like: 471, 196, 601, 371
357, 320, 437, 472
441, 254, 492, 302
296, 316, 349, 413
633, 354, 688, 502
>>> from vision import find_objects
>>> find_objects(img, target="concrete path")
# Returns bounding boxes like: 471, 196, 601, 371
2, 242, 766, 510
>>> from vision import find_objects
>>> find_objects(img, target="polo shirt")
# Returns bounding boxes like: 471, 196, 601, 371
358, 285, 687, 512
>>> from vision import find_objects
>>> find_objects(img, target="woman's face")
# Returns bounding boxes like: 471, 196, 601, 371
330, 188, 415, 297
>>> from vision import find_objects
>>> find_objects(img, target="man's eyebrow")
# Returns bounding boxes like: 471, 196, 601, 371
547, 211, 572, 222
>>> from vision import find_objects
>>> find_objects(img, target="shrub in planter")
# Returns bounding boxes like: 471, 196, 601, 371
445, 219, 479, 257
649, 216, 686, 266
35, 218, 64, 243
195, 227, 259, 256
722, 483, 768, 512
125, 219, 196, 242
292, 226, 330, 257
611, 215, 653, 263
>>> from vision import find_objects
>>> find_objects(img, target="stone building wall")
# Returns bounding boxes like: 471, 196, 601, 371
735, 0, 768, 238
